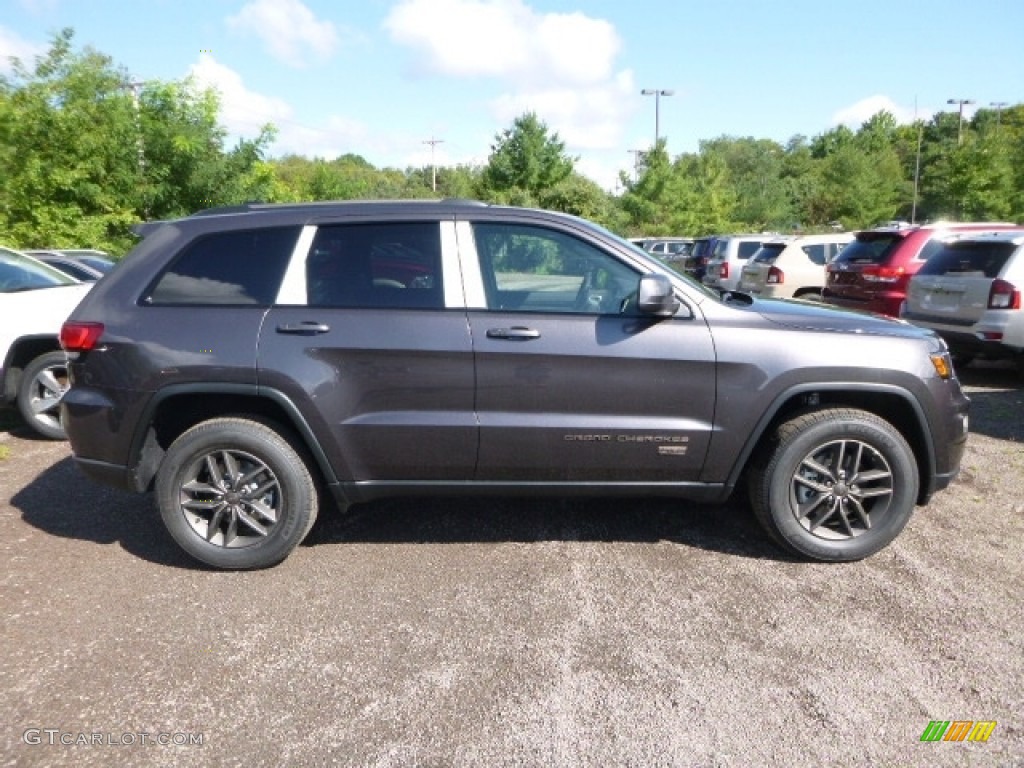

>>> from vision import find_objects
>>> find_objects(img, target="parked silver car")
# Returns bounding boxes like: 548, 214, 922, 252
703, 234, 782, 291
901, 231, 1024, 371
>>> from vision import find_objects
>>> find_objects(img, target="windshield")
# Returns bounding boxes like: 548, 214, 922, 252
0, 247, 79, 292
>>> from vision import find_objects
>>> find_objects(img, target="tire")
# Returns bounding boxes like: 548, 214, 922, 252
156, 418, 319, 569
748, 408, 919, 562
16, 351, 69, 440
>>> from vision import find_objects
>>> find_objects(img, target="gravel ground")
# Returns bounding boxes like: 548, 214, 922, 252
1, 362, 1022, 767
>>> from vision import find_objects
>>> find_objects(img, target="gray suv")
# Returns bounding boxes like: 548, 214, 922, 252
61, 201, 969, 569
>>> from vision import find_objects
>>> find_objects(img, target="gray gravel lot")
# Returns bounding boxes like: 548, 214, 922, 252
1, 363, 1022, 767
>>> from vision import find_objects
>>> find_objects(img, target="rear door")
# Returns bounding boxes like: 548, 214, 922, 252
260, 219, 477, 482
459, 216, 717, 483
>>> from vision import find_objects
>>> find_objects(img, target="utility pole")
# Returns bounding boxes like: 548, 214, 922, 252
122, 79, 148, 217
627, 149, 645, 182
990, 101, 1009, 134
423, 137, 444, 192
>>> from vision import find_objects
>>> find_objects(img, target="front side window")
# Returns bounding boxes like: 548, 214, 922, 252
146, 227, 299, 305
472, 222, 638, 314
306, 221, 443, 309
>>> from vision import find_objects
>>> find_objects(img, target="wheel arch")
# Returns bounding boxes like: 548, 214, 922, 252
2, 335, 62, 402
724, 384, 936, 505
127, 383, 339, 494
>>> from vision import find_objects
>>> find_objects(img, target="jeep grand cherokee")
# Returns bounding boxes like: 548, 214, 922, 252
60, 201, 969, 569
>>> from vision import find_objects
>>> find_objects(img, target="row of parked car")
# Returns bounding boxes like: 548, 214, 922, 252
0, 247, 114, 439
669, 223, 1024, 371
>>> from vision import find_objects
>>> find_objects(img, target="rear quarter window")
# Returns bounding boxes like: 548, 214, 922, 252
145, 226, 300, 305
801, 244, 827, 266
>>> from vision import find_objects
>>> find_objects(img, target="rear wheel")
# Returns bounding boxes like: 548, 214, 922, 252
156, 418, 318, 569
16, 351, 69, 440
748, 408, 918, 561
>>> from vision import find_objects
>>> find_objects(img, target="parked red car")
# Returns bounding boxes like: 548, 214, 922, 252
823, 222, 1023, 317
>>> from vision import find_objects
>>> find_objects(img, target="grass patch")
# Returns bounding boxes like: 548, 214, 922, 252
0, 444, 9, 460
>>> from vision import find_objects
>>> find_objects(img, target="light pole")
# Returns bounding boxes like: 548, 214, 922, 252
640, 88, 673, 149
946, 98, 975, 145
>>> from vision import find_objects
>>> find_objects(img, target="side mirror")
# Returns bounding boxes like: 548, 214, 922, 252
636, 273, 680, 317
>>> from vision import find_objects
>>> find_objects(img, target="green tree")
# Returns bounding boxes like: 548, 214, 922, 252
481, 113, 575, 204
0, 29, 139, 251
701, 137, 792, 230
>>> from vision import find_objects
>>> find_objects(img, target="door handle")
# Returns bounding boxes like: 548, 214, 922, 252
276, 321, 330, 335
486, 326, 540, 340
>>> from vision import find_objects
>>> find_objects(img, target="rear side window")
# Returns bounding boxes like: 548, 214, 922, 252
146, 226, 299, 305
801, 244, 828, 266
917, 241, 1017, 278
306, 221, 443, 309
738, 241, 762, 260
753, 244, 785, 264
833, 235, 900, 265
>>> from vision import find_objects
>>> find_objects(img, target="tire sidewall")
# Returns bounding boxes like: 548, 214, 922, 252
766, 415, 919, 561
156, 420, 316, 569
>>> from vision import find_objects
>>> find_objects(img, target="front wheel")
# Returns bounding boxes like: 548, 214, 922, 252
156, 418, 319, 569
16, 350, 69, 440
748, 408, 919, 562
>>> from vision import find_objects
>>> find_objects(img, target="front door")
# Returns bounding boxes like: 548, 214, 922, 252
463, 220, 716, 483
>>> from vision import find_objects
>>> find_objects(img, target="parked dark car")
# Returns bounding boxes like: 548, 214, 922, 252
28, 250, 115, 282
823, 222, 1022, 317
683, 236, 716, 281
61, 201, 969, 569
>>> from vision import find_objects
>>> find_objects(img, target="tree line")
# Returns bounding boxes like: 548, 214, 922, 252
2, 30, 1021, 256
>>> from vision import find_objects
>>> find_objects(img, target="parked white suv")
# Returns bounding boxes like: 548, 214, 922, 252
0, 246, 92, 438
738, 233, 853, 299
901, 231, 1024, 372
703, 234, 782, 291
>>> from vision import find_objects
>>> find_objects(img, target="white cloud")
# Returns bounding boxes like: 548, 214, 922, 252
385, 0, 631, 156
0, 26, 45, 74
385, 0, 619, 86
226, 0, 339, 68
491, 69, 636, 150
188, 55, 397, 162
831, 95, 920, 129
189, 54, 294, 136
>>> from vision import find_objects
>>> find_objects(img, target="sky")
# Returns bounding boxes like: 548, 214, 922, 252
1, 0, 1021, 192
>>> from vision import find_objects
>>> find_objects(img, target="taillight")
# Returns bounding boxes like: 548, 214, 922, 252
767, 266, 784, 284
720, 263, 729, 279
988, 279, 1021, 309
60, 322, 105, 351
862, 265, 905, 283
